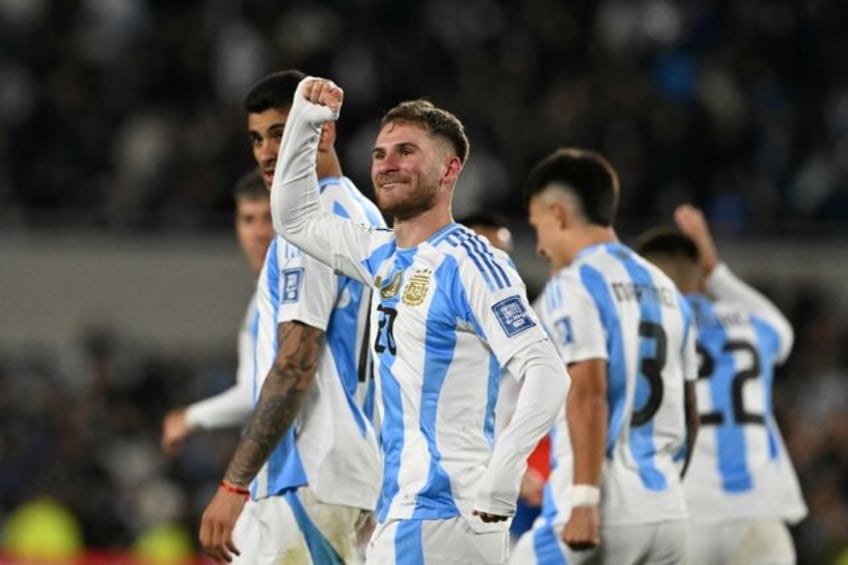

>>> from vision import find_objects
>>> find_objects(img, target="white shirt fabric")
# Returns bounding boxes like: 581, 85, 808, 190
185, 293, 258, 429
537, 243, 698, 527
683, 263, 807, 525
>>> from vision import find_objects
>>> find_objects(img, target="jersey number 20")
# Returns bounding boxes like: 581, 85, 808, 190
374, 305, 398, 356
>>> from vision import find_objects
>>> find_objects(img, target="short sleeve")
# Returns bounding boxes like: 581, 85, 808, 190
274, 241, 338, 331
540, 274, 608, 365
454, 253, 549, 369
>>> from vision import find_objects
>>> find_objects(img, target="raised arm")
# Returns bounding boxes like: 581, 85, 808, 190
270, 77, 384, 284
675, 204, 793, 360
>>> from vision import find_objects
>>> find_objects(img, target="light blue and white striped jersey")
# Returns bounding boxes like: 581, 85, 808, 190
538, 242, 697, 526
683, 265, 807, 524
289, 220, 551, 521
252, 176, 384, 510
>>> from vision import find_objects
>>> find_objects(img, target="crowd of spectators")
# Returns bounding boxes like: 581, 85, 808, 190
1, 0, 847, 234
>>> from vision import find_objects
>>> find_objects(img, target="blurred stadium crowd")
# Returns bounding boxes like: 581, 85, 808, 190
1, 0, 847, 563
1, 0, 847, 232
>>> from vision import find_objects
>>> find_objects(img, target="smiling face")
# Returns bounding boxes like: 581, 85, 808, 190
247, 107, 289, 189
370, 121, 455, 221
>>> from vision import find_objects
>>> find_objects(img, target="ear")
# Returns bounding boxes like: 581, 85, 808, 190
441, 155, 463, 185
550, 201, 570, 230
318, 122, 336, 152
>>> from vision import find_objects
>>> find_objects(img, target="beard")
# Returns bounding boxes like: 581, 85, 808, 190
376, 180, 439, 222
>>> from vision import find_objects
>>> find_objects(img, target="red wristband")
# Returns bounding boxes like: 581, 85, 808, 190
220, 480, 250, 498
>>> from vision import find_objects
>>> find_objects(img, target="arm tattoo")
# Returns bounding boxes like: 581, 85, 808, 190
224, 321, 325, 485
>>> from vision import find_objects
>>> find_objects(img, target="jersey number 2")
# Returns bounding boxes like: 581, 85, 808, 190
697, 340, 764, 426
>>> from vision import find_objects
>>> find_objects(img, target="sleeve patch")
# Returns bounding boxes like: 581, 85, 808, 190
492, 296, 536, 338
281, 268, 304, 304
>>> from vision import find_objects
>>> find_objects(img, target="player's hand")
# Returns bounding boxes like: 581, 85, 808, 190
294, 77, 343, 125
519, 468, 545, 507
161, 408, 190, 457
472, 509, 509, 523
561, 505, 600, 551
302, 78, 343, 111
199, 486, 247, 563
673, 204, 719, 273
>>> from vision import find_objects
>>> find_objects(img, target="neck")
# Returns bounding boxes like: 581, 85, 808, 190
316, 148, 342, 179
393, 205, 453, 248
564, 225, 618, 265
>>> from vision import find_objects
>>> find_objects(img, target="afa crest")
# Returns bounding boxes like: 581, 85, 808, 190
402, 269, 432, 306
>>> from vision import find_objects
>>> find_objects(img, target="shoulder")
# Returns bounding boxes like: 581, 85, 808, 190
540, 267, 596, 316
319, 176, 386, 229
437, 225, 519, 292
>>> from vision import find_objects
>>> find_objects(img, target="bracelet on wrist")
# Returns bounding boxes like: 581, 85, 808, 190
220, 480, 250, 499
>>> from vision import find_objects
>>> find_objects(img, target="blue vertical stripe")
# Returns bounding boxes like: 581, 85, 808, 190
394, 520, 424, 565
284, 490, 344, 564
752, 317, 780, 460
579, 264, 627, 455
693, 297, 753, 492
332, 201, 350, 219
326, 277, 369, 437
377, 249, 416, 521
532, 517, 569, 564
540, 482, 558, 520
413, 260, 460, 518
483, 353, 500, 447
617, 247, 667, 491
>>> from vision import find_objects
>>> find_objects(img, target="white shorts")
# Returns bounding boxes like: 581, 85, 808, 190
511, 517, 688, 565
366, 515, 510, 564
232, 487, 368, 565
689, 519, 795, 565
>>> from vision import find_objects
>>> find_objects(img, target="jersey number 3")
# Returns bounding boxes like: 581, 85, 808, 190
631, 321, 667, 427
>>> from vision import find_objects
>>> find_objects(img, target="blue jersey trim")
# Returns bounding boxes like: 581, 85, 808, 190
284, 490, 345, 564
444, 229, 510, 291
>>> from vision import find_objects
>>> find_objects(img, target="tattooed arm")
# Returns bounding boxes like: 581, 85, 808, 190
199, 320, 324, 563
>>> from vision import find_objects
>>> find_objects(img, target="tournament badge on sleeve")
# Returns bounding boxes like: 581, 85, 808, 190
492, 296, 536, 337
